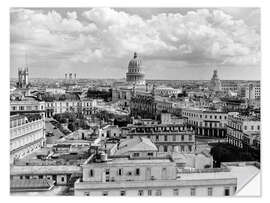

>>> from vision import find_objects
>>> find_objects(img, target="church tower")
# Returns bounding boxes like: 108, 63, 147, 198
209, 69, 221, 92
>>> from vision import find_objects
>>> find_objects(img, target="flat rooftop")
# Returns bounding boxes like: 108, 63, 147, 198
10, 165, 82, 175
179, 172, 235, 181
86, 155, 174, 166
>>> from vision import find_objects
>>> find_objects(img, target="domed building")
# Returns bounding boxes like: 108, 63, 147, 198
126, 52, 145, 85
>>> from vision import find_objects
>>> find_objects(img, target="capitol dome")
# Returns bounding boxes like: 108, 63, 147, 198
126, 52, 145, 85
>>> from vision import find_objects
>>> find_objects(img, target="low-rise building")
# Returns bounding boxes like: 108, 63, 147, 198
74, 153, 237, 196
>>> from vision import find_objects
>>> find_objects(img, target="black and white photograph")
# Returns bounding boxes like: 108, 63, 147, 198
9, 6, 261, 197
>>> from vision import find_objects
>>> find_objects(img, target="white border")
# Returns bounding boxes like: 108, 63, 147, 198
1, 0, 269, 202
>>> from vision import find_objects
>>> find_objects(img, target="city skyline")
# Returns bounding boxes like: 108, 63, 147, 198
10, 7, 260, 80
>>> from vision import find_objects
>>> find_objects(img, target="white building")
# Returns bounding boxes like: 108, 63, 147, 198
124, 124, 196, 154
226, 112, 260, 150
182, 108, 228, 137
74, 153, 237, 196
10, 97, 46, 118
10, 114, 46, 164
45, 99, 97, 117
45, 88, 66, 95
239, 83, 260, 100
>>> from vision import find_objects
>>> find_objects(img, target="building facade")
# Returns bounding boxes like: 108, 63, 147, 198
226, 112, 260, 151
45, 99, 97, 117
124, 124, 196, 153
10, 97, 46, 118
182, 108, 228, 137
10, 114, 46, 163
74, 154, 237, 196
130, 91, 157, 119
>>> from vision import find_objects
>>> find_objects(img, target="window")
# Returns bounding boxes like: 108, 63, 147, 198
173, 189, 179, 196
205, 115, 207, 119
89, 169, 94, 177
105, 169, 110, 175
61, 177, 65, 182
208, 187, 213, 196
257, 126, 260, 130
135, 168, 140, 176
173, 135, 176, 141
164, 146, 168, 152
38, 175, 43, 179
20, 176, 23, 180
102, 191, 108, 196
155, 190, 162, 196
244, 126, 247, 130
147, 152, 153, 156
156, 135, 159, 141
210, 115, 212, 119
251, 126, 254, 130
133, 152, 140, 157
148, 190, 152, 196
138, 190, 144, 196
118, 169, 123, 176
188, 145, 192, 152
25, 176, 30, 179
190, 188, 196, 196
220, 116, 222, 119
181, 146, 185, 152
189, 135, 192, 141
224, 188, 230, 196
215, 115, 217, 119
120, 191, 126, 196
164, 135, 167, 141
181, 135, 184, 141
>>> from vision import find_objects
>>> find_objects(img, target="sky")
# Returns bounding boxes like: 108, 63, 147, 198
10, 7, 260, 80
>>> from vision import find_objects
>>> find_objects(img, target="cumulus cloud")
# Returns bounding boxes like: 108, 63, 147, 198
10, 7, 260, 70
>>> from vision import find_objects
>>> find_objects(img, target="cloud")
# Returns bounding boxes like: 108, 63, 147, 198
10, 7, 260, 70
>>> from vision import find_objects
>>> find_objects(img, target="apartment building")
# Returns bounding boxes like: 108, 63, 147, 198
182, 108, 228, 137
45, 99, 97, 117
10, 97, 46, 118
124, 124, 195, 153
226, 112, 260, 150
10, 114, 46, 163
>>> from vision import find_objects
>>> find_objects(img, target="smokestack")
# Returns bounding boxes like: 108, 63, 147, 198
74, 73, 76, 79
69, 73, 72, 80
65, 73, 67, 79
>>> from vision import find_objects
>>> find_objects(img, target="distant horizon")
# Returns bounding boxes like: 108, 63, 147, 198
10, 7, 260, 80
10, 77, 260, 81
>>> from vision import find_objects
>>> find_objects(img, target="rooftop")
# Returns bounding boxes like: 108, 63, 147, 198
114, 137, 158, 155
10, 165, 82, 175
10, 179, 54, 191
